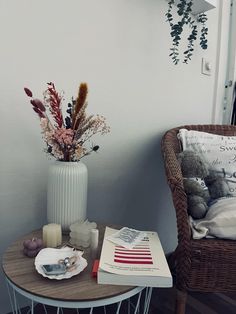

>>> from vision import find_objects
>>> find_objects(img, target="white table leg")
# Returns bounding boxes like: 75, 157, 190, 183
143, 287, 153, 314
134, 291, 142, 314
6, 280, 16, 314
115, 301, 122, 313
42, 304, 48, 313
12, 289, 19, 314
127, 298, 131, 314
31, 300, 34, 314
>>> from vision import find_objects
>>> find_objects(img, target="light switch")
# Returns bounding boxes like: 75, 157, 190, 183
202, 58, 212, 76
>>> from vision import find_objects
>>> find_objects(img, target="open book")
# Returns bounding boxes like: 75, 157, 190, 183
97, 227, 172, 287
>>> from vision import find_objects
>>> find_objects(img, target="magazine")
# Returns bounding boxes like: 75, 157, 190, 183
106, 227, 146, 249
97, 227, 172, 287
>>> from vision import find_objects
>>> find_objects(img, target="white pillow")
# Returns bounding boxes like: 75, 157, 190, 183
178, 129, 236, 196
189, 197, 236, 239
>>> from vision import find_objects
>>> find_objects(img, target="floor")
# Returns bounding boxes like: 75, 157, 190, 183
8, 287, 236, 314
150, 288, 236, 314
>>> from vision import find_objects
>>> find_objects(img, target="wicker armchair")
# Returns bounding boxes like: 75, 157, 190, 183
161, 125, 236, 314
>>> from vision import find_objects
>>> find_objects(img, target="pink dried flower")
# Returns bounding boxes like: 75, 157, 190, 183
40, 118, 51, 131
24, 87, 33, 97
40, 119, 54, 143
33, 107, 45, 118
73, 145, 86, 160
30, 99, 46, 112
44, 82, 64, 128
53, 128, 74, 146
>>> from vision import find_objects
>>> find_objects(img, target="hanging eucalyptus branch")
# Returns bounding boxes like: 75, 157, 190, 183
165, 0, 208, 65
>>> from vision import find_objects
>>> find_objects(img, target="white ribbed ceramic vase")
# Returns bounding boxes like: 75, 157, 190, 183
47, 161, 88, 233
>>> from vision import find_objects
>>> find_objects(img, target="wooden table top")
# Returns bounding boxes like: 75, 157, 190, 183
2, 224, 135, 302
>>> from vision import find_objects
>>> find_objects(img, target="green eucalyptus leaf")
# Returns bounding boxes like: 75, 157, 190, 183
166, 0, 208, 64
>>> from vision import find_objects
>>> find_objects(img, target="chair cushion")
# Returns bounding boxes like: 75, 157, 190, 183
178, 128, 236, 196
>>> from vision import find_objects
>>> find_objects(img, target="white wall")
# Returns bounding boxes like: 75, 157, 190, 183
0, 0, 223, 312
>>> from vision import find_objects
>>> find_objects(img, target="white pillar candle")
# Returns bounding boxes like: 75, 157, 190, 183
43, 223, 62, 248
90, 228, 99, 259
42, 225, 48, 246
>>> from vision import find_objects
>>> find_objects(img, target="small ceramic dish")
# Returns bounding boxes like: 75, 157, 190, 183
34, 246, 87, 280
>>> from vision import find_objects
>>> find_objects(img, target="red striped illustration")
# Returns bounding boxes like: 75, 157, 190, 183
116, 247, 149, 250
116, 245, 149, 248
115, 249, 150, 253
115, 255, 152, 259
114, 244, 153, 265
114, 259, 153, 264
114, 252, 151, 256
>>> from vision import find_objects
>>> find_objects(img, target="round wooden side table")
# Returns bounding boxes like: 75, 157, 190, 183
2, 224, 152, 313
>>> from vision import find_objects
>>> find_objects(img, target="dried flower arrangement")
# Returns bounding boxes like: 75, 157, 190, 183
24, 82, 110, 161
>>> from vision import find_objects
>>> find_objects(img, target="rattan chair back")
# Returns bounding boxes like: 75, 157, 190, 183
161, 125, 236, 293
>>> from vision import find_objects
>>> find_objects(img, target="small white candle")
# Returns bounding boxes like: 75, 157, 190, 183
43, 223, 62, 248
43, 225, 49, 246
90, 228, 99, 259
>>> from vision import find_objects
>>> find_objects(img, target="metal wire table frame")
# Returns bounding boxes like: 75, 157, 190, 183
6, 277, 153, 314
